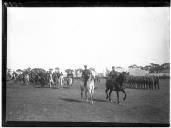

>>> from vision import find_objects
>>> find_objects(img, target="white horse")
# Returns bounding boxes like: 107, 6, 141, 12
59, 75, 64, 88
67, 76, 73, 87
49, 73, 54, 88
80, 70, 95, 104
25, 74, 30, 85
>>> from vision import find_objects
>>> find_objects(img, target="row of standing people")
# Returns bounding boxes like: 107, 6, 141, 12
125, 75, 160, 90
108, 66, 160, 90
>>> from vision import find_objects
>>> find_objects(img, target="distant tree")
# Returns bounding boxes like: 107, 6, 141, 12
138, 66, 143, 70
161, 63, 170, 69
149, 63, 161, 73
128, 64, 138, 69
128, 65, 133, 69
142, 65, 152, 71
16, 69, 23, 74
55, 67, 59, 71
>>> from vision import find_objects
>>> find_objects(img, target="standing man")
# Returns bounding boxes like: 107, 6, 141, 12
82, 65, 90, 87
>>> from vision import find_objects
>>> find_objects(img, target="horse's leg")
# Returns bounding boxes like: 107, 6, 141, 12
90, 91, 93, 104
61, 79, 63, 88
90, 87, 94, 104
81, 88, 84, 101
85, 89, 88, 102
49, 82, 51, 88
67, 80, 69, 88
105, 88, 109, 100
71, 79, 73, 87
121, 89, 126, 101
109, 89, 113, 102
116, 91, 120, 104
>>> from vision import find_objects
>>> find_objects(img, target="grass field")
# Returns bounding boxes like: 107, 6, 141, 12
6, 79, 169, 123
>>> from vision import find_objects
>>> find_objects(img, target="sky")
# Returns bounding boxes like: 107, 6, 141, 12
7, 7, 170, 73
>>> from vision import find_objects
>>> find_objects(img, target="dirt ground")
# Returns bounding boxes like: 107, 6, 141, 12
6, 79, 169, 123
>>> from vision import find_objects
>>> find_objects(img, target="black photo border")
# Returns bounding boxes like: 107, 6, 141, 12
2, 0, 170, 127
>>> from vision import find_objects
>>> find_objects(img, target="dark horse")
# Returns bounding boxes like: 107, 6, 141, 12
105, 72, 126, 104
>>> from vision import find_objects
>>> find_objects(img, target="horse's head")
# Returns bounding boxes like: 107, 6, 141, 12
88, 71, 95, 81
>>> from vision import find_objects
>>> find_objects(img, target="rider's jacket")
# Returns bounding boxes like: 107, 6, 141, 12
54, 72, 60, 78
82, 69, 90, 80
109, 70, 117, 80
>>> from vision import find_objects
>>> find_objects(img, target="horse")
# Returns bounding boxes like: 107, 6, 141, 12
24, 74, 30, 85
66, 76, 73, 87
105, 72, 126, 104
80, 72, 95, 104
49, 73, 54, 88
52, 72, 60, 88
59, 75, 64, 88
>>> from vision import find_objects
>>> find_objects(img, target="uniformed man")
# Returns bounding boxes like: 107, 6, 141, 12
82, 65, 90, 87
109, 66, 117, 80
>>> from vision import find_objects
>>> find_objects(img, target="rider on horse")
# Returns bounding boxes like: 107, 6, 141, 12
109, 66, 121, 90
109, 66, 118, 80
82, 65, 91, 87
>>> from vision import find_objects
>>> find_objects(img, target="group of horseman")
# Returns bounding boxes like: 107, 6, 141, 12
8, 65, 95, 88
48, 70, 63, 88
9, 69, 73, 88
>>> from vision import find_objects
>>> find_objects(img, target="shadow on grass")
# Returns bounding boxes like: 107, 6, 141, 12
93, 98, 107, 103
58, 97, 81, 103
59, 97, 108, 103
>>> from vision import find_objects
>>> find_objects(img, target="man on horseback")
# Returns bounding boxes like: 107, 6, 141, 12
66, 70, 73, 87
49, 71, 54, 88
82, 65, 91, 87
80, 65, 95, 104
105, 66, 126, 103
109, 66, 118, 79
